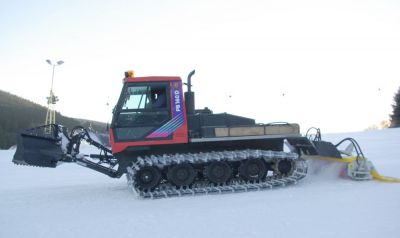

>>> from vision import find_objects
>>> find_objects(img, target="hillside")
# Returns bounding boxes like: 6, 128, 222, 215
0, 90, 108, 149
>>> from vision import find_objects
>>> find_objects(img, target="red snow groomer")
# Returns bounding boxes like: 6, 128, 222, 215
13, 70, 399, 198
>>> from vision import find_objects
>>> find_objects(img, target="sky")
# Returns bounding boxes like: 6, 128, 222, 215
0, 0, 399, 133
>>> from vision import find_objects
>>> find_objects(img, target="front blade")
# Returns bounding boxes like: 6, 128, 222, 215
12, 125, 64, 168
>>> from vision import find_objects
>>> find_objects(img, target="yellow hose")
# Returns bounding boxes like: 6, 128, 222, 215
370, 169, 400, 183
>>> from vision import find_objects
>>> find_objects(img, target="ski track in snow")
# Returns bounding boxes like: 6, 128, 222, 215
0, 129, 399, 238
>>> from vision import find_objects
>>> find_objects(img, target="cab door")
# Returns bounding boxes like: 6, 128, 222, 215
110, 80, 188, 153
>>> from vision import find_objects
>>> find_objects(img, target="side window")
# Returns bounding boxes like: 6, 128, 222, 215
117, 84, 169, 127
122, 86, 149, 110
122, 86, 168, 110
149, 87, 167, 109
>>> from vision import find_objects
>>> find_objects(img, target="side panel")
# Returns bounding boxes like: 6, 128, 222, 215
110, 80, 188, 154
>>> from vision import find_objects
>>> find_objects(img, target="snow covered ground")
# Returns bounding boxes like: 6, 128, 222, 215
0, 129, 399, 238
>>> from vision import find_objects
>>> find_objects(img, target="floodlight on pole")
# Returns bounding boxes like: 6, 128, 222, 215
45, 59, 64, 131
46, 59, 64, 91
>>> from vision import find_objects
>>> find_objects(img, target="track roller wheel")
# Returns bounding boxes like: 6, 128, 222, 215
239, 159, 267, 181
276, 159, 293, 175
135, 166, 162, 191
167, 163, 196, 187
204, 161, 232, 184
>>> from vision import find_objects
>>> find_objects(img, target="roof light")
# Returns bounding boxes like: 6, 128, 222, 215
125, 70, 134, 78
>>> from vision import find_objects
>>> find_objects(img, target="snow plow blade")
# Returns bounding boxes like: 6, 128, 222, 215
13, 124, 64, 168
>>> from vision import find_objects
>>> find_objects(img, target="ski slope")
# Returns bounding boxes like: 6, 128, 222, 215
0, 129, 399, 238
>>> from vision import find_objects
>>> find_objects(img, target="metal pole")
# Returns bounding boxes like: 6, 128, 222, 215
51, 65, 55, 91
45, 59, 63, 130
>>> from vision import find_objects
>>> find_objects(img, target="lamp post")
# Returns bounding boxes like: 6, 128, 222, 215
45, 59, 64, 130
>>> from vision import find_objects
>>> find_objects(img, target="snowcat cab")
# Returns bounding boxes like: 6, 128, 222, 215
110, 75, 188, 155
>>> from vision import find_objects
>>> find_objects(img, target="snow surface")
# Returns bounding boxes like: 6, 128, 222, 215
1, 129, 399, 238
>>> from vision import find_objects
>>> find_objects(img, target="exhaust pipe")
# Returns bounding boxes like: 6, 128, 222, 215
185, 70, 196, 115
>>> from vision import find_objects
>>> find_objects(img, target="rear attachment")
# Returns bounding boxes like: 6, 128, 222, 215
126, 150, 308, 199
304, 128, 400, 183
336, 137, 372, 181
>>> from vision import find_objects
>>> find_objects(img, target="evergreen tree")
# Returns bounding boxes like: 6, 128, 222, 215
390, 86, 400, 127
